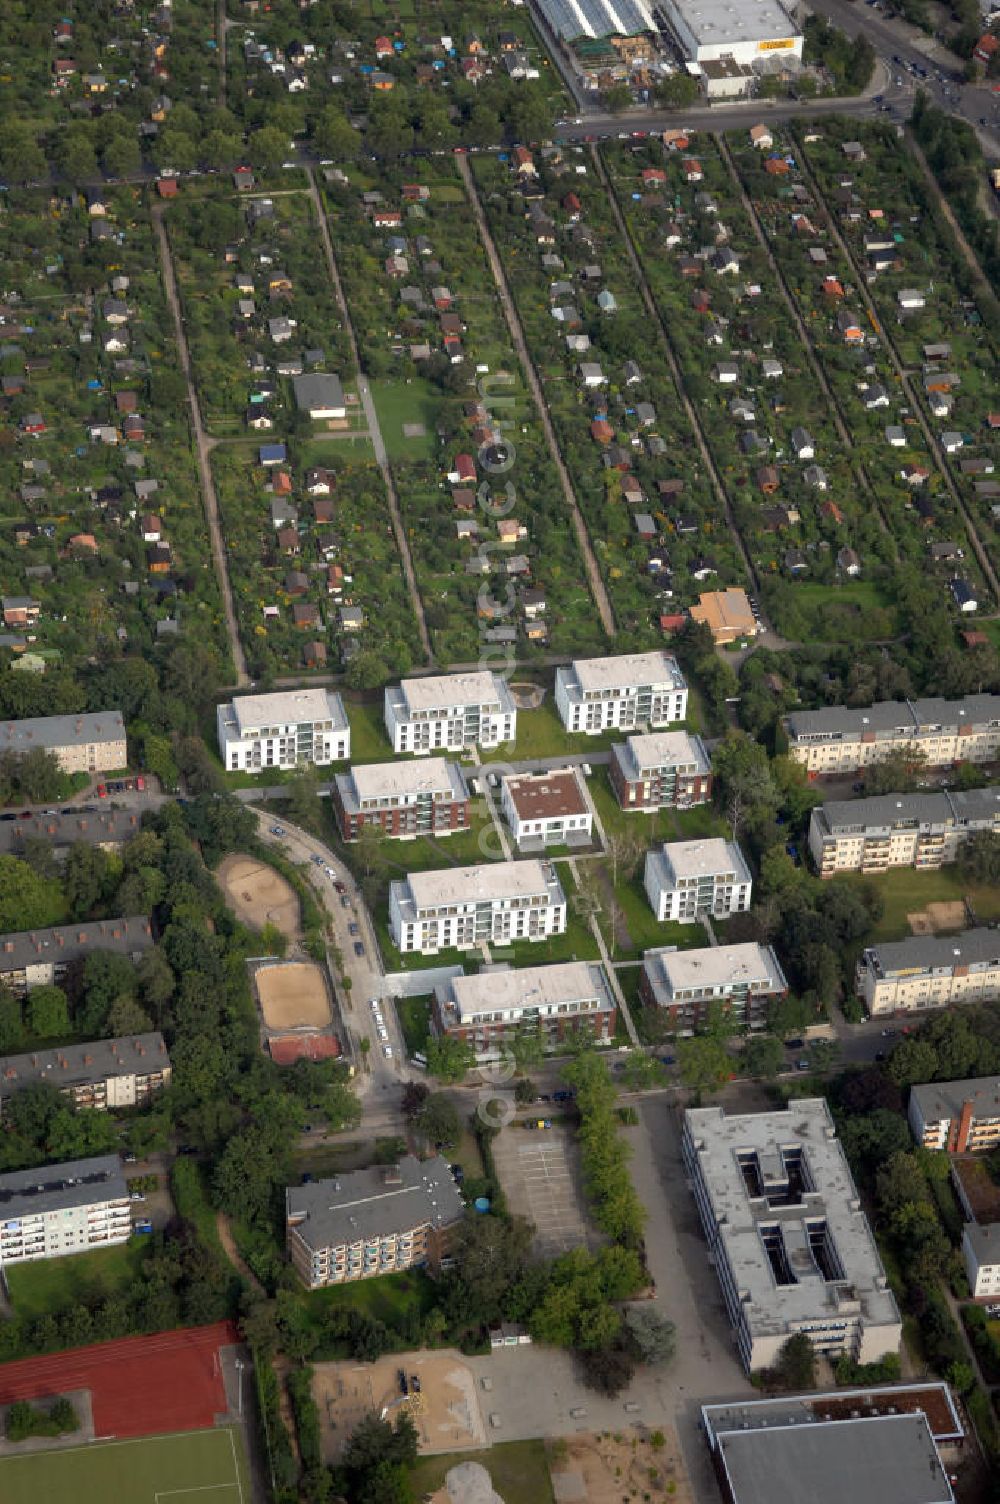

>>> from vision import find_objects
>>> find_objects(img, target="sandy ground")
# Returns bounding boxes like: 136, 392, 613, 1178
549, 1428, 693, 1504
907, 900, 967, 935
313, 1351, 485, 1464
217, 854, 300, 939
256, 960, 331, 1030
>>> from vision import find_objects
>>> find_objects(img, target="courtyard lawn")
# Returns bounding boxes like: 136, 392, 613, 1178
410, 1441, 556, 1504
588, 766, 676, 844
841, 865, 1000, 943
396, 995, 432, 1056
598, 869, 708, 961
5, 1240, 148, 1320
369, 378, 441, 462
345, 700, 396, 762
480, 703, 618, 762
306, 1268, 436, 1338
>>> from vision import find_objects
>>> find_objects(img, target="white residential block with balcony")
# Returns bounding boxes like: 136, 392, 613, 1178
384, 671, 516, 755
0, 1155, 131, 1267
217, 688, 349, 772
644, 838, 752, 922
389, 859, 566, 954
554, 652, 688, 735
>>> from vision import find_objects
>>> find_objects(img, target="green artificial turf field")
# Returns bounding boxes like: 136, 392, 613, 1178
0, 1425, 248, 1504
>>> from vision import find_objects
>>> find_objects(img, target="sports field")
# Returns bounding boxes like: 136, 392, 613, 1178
0, 1425, 248, 1504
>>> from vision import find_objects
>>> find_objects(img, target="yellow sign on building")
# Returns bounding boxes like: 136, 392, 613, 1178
758, 37, 795, 49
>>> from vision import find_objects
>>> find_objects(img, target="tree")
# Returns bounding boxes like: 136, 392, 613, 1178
401, 1081, 430, 1120
249, 127, 290, 172
577, 1342, 637, 1396
514, 1077, 536, 1104
315, 106, 362, 161
623, 1306, 676, 1365
806, 1038, 840, 1074
63, 842, 111, 919
426, 1036, 475, 1083
741, 1035, 784, 1079
959, 830, 1000, 884
676, 1035, 731, 1094
862, 748, 927, 796
338, 1412, 419, 1504
102, 135, 140, 179
56, 128, 99, 185
104, 994, 153, 1038
770, 1332, 816, 1391
655, 71, 699, 108
0, 857, 65, 932
28, 985, 69, 1039
414, 1093, 461, 1148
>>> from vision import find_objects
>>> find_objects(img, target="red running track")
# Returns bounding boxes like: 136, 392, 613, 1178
0, 1322, 238, 1438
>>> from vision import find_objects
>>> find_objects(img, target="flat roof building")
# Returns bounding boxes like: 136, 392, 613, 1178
500, 768, 592, 849
217, 688, 349, 773
609, 730, 712, 812
555, 651, 687, 736
702, 1382, 963, 1454
286, 1155, 464, 1289
640, 941, 785, 1032
643, 838, 751, 923
0, 1154, 131, 1266
659, 0, 802, 66
0, 915, 152, 996
857, 928, 1000, 1016
333, 758, 470, 841
784, 694, 1000, 776
808, 786, 1000, 877
0, 710, 126, 776
682, 1100, 901, 1372
433, 960, 616, 1051
389, 859, 566, 955
690, 587, 760, 644
384, 671, 516, 755
909, 1075, 1000, 1153
0, 1033, 170, 1115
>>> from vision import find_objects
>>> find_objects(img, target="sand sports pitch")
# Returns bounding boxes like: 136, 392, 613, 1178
907, 900, 967, 935
312, 1352, 485, 1464
255, 961, 331, 1030
217, 854, 299, 939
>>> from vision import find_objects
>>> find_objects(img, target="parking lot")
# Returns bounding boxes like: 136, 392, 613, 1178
491, 1125, 595, 1257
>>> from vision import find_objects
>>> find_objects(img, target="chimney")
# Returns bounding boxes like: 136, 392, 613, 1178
83, 1054, 92, 1065
56, 935, 64, 947
956, 1098, 975, 1154
77, 932, 87, 943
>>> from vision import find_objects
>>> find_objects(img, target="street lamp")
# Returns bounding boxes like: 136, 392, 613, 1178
234, 1357, 245, 1418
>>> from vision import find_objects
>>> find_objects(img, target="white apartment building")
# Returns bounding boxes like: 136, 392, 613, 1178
640, 941, 786, 1032
784, 694, 1000, 777
433, 960, 617, 1050
962, 1223, 1000, 1299
217, 688, 349, 772
643, 838, 752, 922
682, 1100, 902, 1373
0, 1155, 131, 1267
808, 787, 1000, 877
389, 859, 566, 954
857, 929, 1000, 1016
554, 651, 688, 735
500, 768, 592, 848
384, 671, 516, 755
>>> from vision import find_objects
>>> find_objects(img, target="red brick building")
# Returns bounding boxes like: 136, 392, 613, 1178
332, 757, 470, 841
609, 730, 712, 812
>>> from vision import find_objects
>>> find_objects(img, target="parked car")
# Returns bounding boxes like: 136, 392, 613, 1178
354, 942, 365, 957
348, 922, 360, 936
270, 825, 285, 836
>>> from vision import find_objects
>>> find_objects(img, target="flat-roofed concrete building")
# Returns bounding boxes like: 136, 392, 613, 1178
690, 587, 760, 644
784, 694, 1000, 777
962, 1222, 1000, 1298
433, 960, 615, 1052
857, 928, 1000, 1016
333, 758, 470, 841
0, 1032, 170, 1115
0, 1154, 131, 1266
389, 859, 566, 954
703, 1382, 964, 1459
0, 806, 147, 860
908, 1076, 1000, 1152
285, 1155, 463, 1289
658, 0, 802, 67
0, 916, 152, 997
554, 651, 687, 735
644, 838, 751, 922
0, 710, 126, 776
217, 688, 349, 772
640, 941, 786, 1032
384, 671, 516, 755
682, 1100, 902, 1372
500, 768, 592, 849
808, 786, 1000, 877
704, 1408, 952, 1504
609, 730, 712, 812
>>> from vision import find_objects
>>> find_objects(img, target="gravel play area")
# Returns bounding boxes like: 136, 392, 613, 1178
255, 961, 331, 1030
312, 1352, 486, 1464
217, 854, 300, 939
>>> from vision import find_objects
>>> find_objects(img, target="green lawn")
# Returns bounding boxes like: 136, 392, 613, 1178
306, 1268, 436, 1334
599, 870, 708, 961
5, 1240, 148, 1320
409, 1441, 556, 1504
396, 995, 432, 1055
370, 378, 441, 462
841, 865, 1000, 943
480, 704, 619, 763
0, 1427, 248, 1504
346, 700, 396, 762
588, 767, 676, 844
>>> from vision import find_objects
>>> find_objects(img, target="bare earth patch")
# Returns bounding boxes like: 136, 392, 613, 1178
256, 961, 331, 1030
907, 900, 967, 935
217, 854, 300, 939
312, 1352, 485, 1465
549, 1428, 693, 1504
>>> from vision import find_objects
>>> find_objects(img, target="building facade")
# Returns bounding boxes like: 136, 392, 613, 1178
332, 758, 470, 841
963, 1223, 1000, 1299
643, 838, 751, 922
384, 671, 516, 755
217, 688, 349, 772
0, 807, 147, 861
908, 1077, 1000, 1153
682, 1100, 902, 1373
389, 859, 566, 954
784, 694, 1000, 777
658, 0, 802, 66
433, 960, 616, 1053
500, 768, 592, 848
608, 730, 712, 812
808, 787, 1000, 877
856, 929, 1000, 1016
285, 1156, 463, 1289
0, 1155, 131, 1266
554, 651, 688, 735
640, 941, 786, 1032
0, 711, 126, 776
0, 1033, 170, 1116
0, 916, 153, 996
